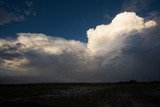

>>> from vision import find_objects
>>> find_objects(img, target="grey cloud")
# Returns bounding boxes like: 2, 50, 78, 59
100, 25, 160, 82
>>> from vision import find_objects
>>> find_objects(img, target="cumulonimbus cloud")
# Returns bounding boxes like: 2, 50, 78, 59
87, 12, 156, 54
0, 12, 160, 83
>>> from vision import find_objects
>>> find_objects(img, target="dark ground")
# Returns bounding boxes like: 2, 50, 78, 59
0, 82, 160, 107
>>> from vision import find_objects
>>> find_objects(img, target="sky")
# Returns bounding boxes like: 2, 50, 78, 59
0, 0, 160, 83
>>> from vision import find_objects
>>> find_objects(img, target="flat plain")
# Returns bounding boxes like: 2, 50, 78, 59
0, 82, 160, 107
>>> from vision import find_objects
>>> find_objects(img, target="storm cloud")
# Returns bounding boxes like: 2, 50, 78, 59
0, 12, 160, 83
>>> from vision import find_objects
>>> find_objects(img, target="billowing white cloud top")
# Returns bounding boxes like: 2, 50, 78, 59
87, 12, 156, 54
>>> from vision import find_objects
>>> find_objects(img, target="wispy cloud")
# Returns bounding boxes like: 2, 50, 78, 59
0, 0, 35, 25
121, 0, 152, 12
